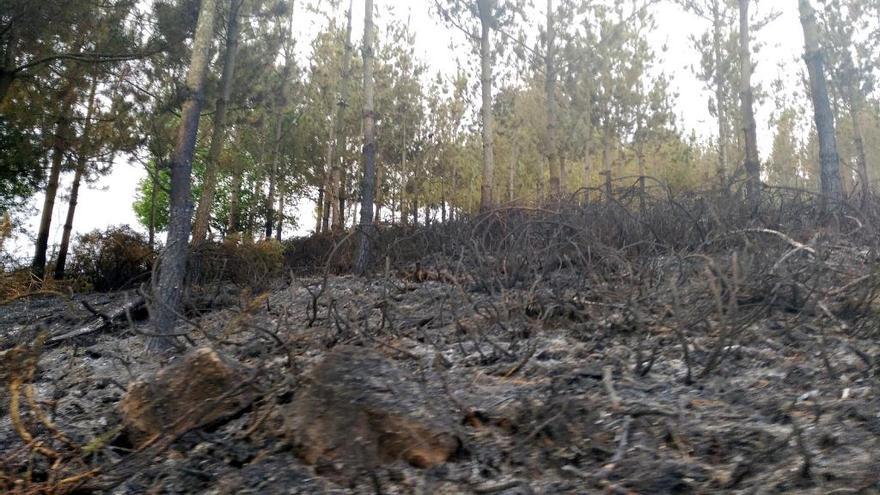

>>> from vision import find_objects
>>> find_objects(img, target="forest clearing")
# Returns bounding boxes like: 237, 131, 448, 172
2, 0, 880, 493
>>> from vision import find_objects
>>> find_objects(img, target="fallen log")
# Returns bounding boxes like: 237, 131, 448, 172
49, 296, 146, 343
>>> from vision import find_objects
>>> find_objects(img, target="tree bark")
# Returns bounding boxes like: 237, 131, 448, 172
477, 0, 495, 212
712, 0, 728, 187
275, 184, 284, 240
738, 0, 761, 209
799, 0, 842, 201
148, 169, 158, 248
508, 141, 518, 202
545, 0, 561, 199
54, 79, 98, 280
264, 118, 282, 239
149, 0, 218, 353
315, 184, 324, 234
32, 81, 78, 280
330, 0, 354, 232
353, 0, 376, 275
227, 168, 242, 234
192, 0, 243, 246
850, 106, 869, 197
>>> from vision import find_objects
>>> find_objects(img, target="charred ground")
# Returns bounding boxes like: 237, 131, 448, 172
2, 189, 880, 494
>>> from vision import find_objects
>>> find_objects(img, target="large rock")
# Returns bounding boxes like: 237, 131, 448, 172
120, 347, 255, 445
284, 346, 460, 476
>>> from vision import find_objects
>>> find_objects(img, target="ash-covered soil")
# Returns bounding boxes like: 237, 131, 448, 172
2, 266, 879, 494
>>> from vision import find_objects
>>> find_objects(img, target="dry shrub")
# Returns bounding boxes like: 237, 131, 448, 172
68, 226, 154, 292
283, 232, 354, 274
192, 236, 283, 290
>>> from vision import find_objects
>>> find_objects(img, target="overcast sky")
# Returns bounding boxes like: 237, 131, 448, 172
8, 0, 809, 259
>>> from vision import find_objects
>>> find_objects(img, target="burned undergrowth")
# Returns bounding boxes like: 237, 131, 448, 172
2, 188, 880, 494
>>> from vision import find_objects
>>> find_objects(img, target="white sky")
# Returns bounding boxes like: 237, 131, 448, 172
8, 0, 808, 260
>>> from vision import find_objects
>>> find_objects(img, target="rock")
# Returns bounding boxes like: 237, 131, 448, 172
284, 346, 460, 477
119, 347, 255, 445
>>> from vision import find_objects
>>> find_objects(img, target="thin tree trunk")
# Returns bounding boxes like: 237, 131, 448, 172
712, 0, 728, 187
374, 161, 383, 223
849, 103, 869, 197
265, 118, 282, 239
315, 184, 324, 234
583, 127, 592, 202
477, 0, 495, 212
508, 142, 518, 202
227, 169, 242, 234
32, 81, 78, 280
149, 0, 218, 353
192, 0, 243, 246
738, 0, 761, 209
799, 0, 842, 201
330, 0, 354, 232
275, 185, 284, 240
602, 125, 612, 200
54, 79, 98, 280
148, 169, 158, 248
322, 138, 333, 231
353, 0, 376, 275
545, 0, 560, 199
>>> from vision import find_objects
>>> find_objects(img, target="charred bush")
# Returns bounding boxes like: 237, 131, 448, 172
68, 226, 154, 292
190, 236, 284, 290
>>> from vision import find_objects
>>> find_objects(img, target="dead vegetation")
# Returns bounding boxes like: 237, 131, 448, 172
2, 188, 880, 494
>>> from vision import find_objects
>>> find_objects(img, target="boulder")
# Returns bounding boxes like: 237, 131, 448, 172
120, 347, 255, 445
284, 346, 460, 476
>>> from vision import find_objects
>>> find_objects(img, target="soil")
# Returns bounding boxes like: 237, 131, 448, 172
2, 263, 879, 494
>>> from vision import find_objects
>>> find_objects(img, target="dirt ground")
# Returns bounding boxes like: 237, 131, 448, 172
2, 261, 879, 494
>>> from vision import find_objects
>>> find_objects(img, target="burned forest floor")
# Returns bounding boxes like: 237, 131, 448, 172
3, 192, 880, 494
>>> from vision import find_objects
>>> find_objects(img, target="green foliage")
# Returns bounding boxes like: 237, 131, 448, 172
0, 117, 42, 212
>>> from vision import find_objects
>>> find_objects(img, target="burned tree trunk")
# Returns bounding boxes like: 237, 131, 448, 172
738, 0, 761, 209
799, 0, 842, 201
192, 0, 243, 246
54, 79, 98, 280
353, 0, 377, 275
149, 0, 218, 353
477, 0, 495, 212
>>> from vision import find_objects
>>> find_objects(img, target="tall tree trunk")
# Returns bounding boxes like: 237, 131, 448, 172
353, 0, 376, 275
148, 169, 158, 248
322, 138, 333, 231
799, 0, 842, 201
849, 101, 869, 197
738, 0, 761, 209
330, 0, 354, 232
374, 161, 383, 223
338, 169, 347, 228
275, 184, 284, 240
477, 0, 495, 212
227, 169, 242, 234
149, 0, 218, 353
583, 127, 592, 202
192, 0, 242, 246
712, 0, 728, 187
265, 118, 282, 239
545, 0, 561, 199
32, 81, 78, 280
54, 79, 98, 280
508, 142, 518, 202
602, 125, 612, 200
315, 183, 324, 234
